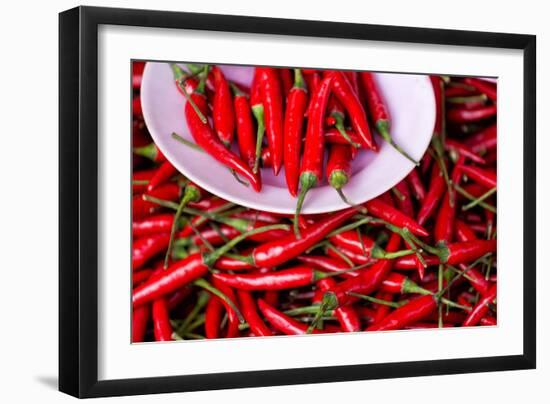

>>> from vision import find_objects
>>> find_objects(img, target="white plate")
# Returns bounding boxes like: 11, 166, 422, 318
141, 62, 435, 214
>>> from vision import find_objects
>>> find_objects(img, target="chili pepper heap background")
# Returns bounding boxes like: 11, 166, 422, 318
131, 61, 497, 342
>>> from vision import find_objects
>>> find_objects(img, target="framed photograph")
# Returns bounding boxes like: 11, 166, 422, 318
59, 6, 536, 398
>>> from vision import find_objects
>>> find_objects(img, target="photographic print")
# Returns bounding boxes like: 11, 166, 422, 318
131, 61, 498, 342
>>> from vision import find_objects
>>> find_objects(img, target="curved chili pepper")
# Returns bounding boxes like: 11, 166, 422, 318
458, 165, 497, 189
447, 105, 497, 123
297, 255, 354, 275
205, 295, 223, 339
304, 71, 321, 116
132, 169, 156, 194
257, 299, 316, 335
454, 220, 478, 243
438, 239, 496, 265
332, 71, 376, 150
434, 157, 464, 244
237, 290, 273, 336
462, 78, 497, 102
232, 84, 256, 168
254, 206, 356, 268
133, 184, 180, 220
283, 69, 308, 196
393, 180, 415, 218
133, 269, 153, 286
152, 298, 173, 341
329, 230, 412, 260
147, 161, 177, 192
250, 70, 266, 173
416, 163, 446, 226
257, 67, 284, 175
463, 284, 496, 326
324, 128, 362, 146
211, 66, 235, 147
360, 72, 417, 164
325, 97, 361, 148
232, 210, 280, 224
132, 214, 174, 237
184, 78, 261, 192
279, 68, 293, 98
133, 142, 167, 163
393, 255, 439, 270
365, 198, 429, 237
132, 233, 171, 270
212, 277, 240, 338
214, 255, 255, 271
406, 168, 426, 201
132, 303, 150, 342
444, 139, 486, 164
293, 73, 335, 234
367, 294, 437, 331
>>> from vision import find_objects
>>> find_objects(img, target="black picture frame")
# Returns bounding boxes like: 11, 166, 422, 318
59, 5, 536, 398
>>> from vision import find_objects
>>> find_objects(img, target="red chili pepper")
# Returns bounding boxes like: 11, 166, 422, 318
132, 233, 171, 270
365, 198, 429, 237
434, 157, 464, 244
416, 163, 446, 226
147, 161, 177, 192
133, 61, 145, 89
279, 68, 293, 98
458, 165, 497, 189
283, 69, 308, 196
393, 255, 440, 270
132, 169, 156, 194
133, 142, 167, 163
367, 294, 437, 331
232, 84, 256, 169
304, 71, 321, 116
447, 105, 497, 123
191, 220, 289, 246
152, 298, 173, 341
360, 72, 418, 164
317, 278, 361, 332
326, 232, 401, 307
214, 255, 255, 271
463, 284, 496, 326
480, 316, 497, 326
166, 286, 192, 310
211, 66, 235, 147
406, 168, 426, 201
205, 295, 223, 339
439, 239, 496, 265
393, 180, 415, 218
430, 76, 443, 136
257, 67, 284, 175
133, 214, 174, 237
133, 183, 180, 220
462, 78, 497, 102
455, 220, 478, 243
185, 77, 261, 192
212, 277, 240, 338
257, 299, 316, 335
232, 210, 280, 224
237, 290, 273, 336
444, 84, 477, 98
132, 95, 142, 117
294, 73, 335, 232
132, 303, 150, 342
133, 269, 153, 286
465, 124, 497, 154
372, 291, 393, 324
250, 70, 266, 173
297, 255, 353, 275
332, 71, 376, 150
254, 206, 356, 268
324, 128, 362, 146
444, 139, 486, 164
326, 144, 352, 201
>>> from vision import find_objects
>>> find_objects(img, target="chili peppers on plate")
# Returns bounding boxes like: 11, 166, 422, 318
131, 63, 497, 341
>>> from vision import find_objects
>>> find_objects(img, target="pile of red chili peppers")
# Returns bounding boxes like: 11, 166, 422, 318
132, 61, 497, 342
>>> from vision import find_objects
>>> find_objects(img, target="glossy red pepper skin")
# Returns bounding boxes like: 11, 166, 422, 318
132, 253, 208, 306
443, 239, 497, 265
152, 298, 173, 341
283, 70, 308, 196
393, 255, 440, 269
132, 214, 174, 237
297, 255, 353, 275
462, 78, 497, 102
417, 163, 446, 226
192, 221, 290, 246
279, 68, 293, 97
133, 142, 167, 163
132, 169, 156, 194
257, 299, 317, 335
133, 183, 180, 220
205, 296, 223, 339
147, 161, 177, 192
365, 198, 429, 237
324, 128, 362, 146
185, 90, 261, 192
132, 303, 150, 342
211, 66, 235, 146
133, 269, 154, 286
214, 255, 255, 271
367, 294, 437, 331
253, 207, 357, 268
332, 71, 376, 150
447, 105, 497, 123
233, 88, 256, 168
213, 266, 319, 290
458, 165, 497, 189
212, 277, 240, 338
132, 233, 171, 270
132, 61, 145, 90
430, 76, 443, 136
328, 233, 401, 306
480, 316, 497, 326
394, 180, 415, 218
463, 284, 497, 326
329, 230, 376, 257
257, 68, 284, 175
326, 144, 352, 191
434, 157, 464, 244
237, 290, 273, 336
444, 139, 486, 164
407, 168, 426, 201
454, 220, 478, 242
